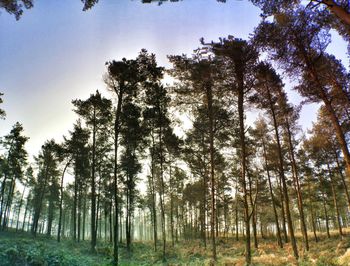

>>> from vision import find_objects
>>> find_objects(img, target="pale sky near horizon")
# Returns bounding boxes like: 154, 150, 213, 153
0, 0, 348, 159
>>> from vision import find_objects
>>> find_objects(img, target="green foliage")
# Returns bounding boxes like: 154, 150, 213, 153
0, 235, 101, 266
0, 0, 33, 20
0, 93, 5, 119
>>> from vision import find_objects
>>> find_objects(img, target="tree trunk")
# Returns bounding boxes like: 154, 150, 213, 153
238, 87, 251, 265
21, 195, 30, 232
113, 90, 123, 265
262, 140, 283, 248
15, 187, 25, 232
2, 178, 16, 230
91, 105, 97, 251
206, 84, 217, 262
284, 119, 309, 251
158, 112, 166, 262
307, 182, 318, 243
333, 150, 350, 209
270, 106, 298, 259
58, 159, 71, 242
321, 191, 331, 238
322, 0, 350, 27
150, 129, 157, 252
327, 163, 343, 237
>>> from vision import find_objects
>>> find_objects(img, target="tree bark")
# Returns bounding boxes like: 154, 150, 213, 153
321, 0, 350, 27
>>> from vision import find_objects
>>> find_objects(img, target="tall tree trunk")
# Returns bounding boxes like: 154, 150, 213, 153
284, 119, 309, 251
237, 87, 251, 265
262, 140, 283, 248
91, 105, 97, 251
158, 112, 166, 262
78, 189, 82, 242
308, 182, 318, 242
327, 163, 343, 237
21, 195, 30, 232
248, 170, 258, 249
0, 173, 9, 227
170, 164, 175, 248
73, 172, 78, 241
109, 201, 113, 243
333, 150, 350, 209
113, 91, 123, 265
270, 106, 298, 259
82, 193, 86, 241
126, 176, 131, 255
206, 84, 217, 262
278, 175, 288, 243
235, 176, 239, 241
32, 162, 51, 236
47, 196, 54, 236
2, 178, 16, 230
58, 159, 70, 242
15, 187, 25, 232
150, 129, 157, 251
321, 191, 331, 238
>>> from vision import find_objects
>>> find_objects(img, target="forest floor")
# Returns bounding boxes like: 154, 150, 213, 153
0, 230, 350, 265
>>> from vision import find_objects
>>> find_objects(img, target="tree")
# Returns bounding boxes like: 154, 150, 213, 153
105, 52, 142, 265
203, 36, 259, 265
252, 118, 283, 248
252, 62, 300, 256
0, 0, 98, 19
57, 121, 90, 242
253, 1, 349, 23
31, 140, 60, 236
254, 8, 350, 184
169, 49, 222, 262
143, 73, 175, 262
119, 101, 144, 255
0, 0, 33, 20
184, 103, 232, 247
0, 93, 5, 119
72, 90, 113, 251
0, 122, 28, 230
303, 113, 347, 238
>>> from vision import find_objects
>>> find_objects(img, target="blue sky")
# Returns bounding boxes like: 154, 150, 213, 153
0, 0, 348, 157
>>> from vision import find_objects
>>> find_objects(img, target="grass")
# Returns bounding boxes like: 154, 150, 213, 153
0, 230, 350, 265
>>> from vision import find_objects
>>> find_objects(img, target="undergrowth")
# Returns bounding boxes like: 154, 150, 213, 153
0, 230, 349, 265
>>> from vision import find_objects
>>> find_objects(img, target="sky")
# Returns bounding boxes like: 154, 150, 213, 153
0, 0, 348, 159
